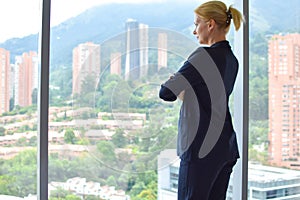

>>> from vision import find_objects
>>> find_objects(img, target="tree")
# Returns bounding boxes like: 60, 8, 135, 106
96, 74, 131, 112
96, 141, 116, 163
64, 128, 76, 144
28, 136, 37, 146
16, 137, 27, 146
85, 195, 100, 200
137, 189, 156, 200
0, 126, 5, 136
9, 98, 14, 111
65, 194, 81, 200
49, 187, 71, 199
31, 88, 38, 105
106, 175, 117, 186
130, 182, 146, 198
111, 129, 127, 148
3, 149, 37, 197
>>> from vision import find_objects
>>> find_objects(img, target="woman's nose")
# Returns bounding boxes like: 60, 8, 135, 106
193, 30, 197, 35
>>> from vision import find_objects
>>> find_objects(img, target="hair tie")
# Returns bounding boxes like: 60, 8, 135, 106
226, 10, 232, 24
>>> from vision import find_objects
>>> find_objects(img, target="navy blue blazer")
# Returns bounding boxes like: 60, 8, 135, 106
159, 40, 239, 164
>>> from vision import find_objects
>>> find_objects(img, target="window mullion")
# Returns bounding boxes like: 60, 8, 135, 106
37, 0, 51, 199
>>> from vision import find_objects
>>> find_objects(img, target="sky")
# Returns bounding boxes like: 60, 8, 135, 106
0, 0, 236, 43
0, 0, 165, 43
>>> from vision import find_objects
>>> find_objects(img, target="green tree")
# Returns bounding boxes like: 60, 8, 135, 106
137, 189, 156, 200
9, 98, 14, 111
0, 175, 14, 194
1, 149, 37, 197
117, 173, 130, 190
96, 141, 116, 163
65, 194, 81, 200
28, 136, 37, 146
96, 74, 131, 112
64, 128, 76, 144
130, 182, 146, 198
16, 137, 27, 146
111, 129, 127, 148
31, 88, 38, 105
249, 148, 268, 164
85, 195, 100, 200
75, 73, 97, 107
49, 187, 71, 199
106, 175, 117, 186
0, 126, 5, 136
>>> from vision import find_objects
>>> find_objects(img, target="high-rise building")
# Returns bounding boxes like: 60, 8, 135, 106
158, 32, 168, 71
0, 48, 10, 114
139, 23, 149, 78
14, 51, 38, 107
110, 52, 121, 76
72, 42, 101, 95
124, 19, 149, 80
268, 33, 300, 169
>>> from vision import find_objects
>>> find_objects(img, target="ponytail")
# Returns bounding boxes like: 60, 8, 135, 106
228, 6, 244, 31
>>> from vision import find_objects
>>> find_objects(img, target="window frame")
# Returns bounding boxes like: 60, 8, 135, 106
37, 0, 51, 199
232, 0, 249, 199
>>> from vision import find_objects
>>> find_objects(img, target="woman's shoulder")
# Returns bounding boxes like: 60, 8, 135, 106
187, 46, 209, 61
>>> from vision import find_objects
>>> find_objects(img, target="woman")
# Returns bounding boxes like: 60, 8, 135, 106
159, 1, 244, 199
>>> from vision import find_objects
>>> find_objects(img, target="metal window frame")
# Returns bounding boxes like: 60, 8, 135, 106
37, 0, 51, 199
233, 0, 249, 199
36, 0, 249, 199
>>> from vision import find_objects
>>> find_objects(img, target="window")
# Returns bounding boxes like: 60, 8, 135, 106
249, 0, 300, 199
0, 0, 250, 199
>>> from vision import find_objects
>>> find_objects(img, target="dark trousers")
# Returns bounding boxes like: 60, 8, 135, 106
178, 159, 237, 200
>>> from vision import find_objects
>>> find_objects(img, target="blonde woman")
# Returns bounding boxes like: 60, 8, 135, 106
159, 1, 244, 199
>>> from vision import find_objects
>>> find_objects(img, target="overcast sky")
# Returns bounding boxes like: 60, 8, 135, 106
0, 0, 235, 43
0, 0, 165, 43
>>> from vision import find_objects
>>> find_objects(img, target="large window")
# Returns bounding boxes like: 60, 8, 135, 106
248, 0, 300, 199
8, 0, 300, 199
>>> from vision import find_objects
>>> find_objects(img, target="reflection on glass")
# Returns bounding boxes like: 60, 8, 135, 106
48, 0, 244, 198
47, 0, 214, 198
249, 0, 300, 199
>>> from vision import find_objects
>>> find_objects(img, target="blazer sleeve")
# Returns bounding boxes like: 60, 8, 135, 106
159, 61, 204, 101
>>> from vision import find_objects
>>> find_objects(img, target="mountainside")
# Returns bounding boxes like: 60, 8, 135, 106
0, 0, 299, 69
250, 0, 300, 33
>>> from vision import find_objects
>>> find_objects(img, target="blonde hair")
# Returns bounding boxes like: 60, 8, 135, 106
194, 0, 244, 33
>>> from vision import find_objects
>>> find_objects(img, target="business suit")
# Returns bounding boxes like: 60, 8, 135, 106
159, 40, 239, 200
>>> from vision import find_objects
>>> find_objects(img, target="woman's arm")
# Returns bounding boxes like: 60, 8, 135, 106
159, 61, 203, 101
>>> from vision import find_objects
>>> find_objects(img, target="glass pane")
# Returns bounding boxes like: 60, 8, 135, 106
49, 1, 243, 200
249, 0, 300, 199
0, 0, 40, 199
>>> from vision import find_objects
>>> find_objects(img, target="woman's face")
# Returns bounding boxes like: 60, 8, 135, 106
193, 14, 209, 45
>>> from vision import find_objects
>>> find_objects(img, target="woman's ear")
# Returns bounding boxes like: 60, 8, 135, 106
208, 19, 216, 31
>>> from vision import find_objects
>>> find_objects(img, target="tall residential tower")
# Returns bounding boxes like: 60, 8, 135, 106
268, 33, 300, 169
14, 51, 38, 107
72, 42, 101, 95
124, 19, 149, 80
0, 48, 10, 114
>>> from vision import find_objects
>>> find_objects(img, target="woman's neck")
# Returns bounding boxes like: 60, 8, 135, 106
208, 36, 226, 46
207, 29, 227, 46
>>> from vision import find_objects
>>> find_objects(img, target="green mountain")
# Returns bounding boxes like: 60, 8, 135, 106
0, 0, 299, 69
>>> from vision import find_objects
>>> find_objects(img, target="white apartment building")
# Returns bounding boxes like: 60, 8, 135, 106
158, 149, 300, 200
